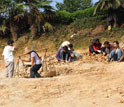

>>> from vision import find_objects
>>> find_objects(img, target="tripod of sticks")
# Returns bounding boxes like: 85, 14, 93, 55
14, 56, 29, 78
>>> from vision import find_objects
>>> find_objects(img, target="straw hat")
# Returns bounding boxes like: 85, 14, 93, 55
24, 47, 32, 54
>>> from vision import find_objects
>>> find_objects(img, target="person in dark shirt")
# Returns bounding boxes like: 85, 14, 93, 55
89, 38, 102, 55
102, 41, 114, 56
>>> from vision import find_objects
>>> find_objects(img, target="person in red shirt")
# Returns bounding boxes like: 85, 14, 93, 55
89, 38, 102, 55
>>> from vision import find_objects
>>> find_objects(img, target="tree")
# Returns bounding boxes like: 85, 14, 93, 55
23, 0, 53, 38
56, 0, 92, 13
94, 0, 124, 27
0, 0, 26, 40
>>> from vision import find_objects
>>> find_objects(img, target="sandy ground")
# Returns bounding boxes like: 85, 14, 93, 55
0, 54, 124, 107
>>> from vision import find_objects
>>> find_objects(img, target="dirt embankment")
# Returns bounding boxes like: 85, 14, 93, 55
0, 53, 124, 107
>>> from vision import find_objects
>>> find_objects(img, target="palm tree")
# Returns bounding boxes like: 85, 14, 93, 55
94, 0, 123, 27
0, 0, 26, 40
23, 0, 53, 38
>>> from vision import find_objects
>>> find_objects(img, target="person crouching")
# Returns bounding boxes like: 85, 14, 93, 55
22, 47, 42, 78
89, 38, 102, 55
56, 46, 71, 62
101, 41, 114, 56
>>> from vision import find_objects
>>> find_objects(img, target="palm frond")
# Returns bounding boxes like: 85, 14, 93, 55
94, 0, 122, 15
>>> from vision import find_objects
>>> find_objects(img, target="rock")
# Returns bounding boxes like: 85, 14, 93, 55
119, 100, 124, 103
92, 102, 96, 104
119, 92, 123, 95
104, 95, 109, 98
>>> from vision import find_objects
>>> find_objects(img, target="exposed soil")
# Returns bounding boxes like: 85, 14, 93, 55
0, 52, 124, 107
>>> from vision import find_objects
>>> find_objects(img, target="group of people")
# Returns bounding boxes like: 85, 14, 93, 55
89, 38, 124, 62
2, 39, 124, 78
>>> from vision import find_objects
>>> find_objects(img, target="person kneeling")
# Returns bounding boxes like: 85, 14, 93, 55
22, 47, 42, 78
108, 41, 124, 62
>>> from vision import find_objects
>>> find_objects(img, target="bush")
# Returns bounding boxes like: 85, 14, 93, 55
71, 15, 106, 29
71, 7, 94, 20
55, 7, 107, 26
56, 10, 73, 24
55, 7, 105, 24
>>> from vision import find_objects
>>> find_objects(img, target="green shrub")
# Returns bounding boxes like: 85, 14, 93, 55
56, 10, 72, 24
71, 15, 106, 29
55, 7, 107, 25
71, 7, 94, 20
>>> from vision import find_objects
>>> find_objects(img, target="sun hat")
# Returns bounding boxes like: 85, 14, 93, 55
24, 47, 32, 54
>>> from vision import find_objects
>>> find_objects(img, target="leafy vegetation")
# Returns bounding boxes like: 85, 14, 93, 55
0, 0, 124, 41
94, 0, 124, 27
56, 0, 92, 12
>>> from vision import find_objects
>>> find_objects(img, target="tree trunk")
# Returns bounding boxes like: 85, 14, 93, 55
31, 23, 37, 39
107, 9, 118, 28
10, 22, 18, 41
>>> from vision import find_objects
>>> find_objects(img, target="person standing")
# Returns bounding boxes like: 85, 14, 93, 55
22, 47, 42, 78
2, 40, 17, 78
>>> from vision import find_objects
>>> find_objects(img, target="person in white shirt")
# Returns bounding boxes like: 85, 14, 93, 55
2, 40, 17, 78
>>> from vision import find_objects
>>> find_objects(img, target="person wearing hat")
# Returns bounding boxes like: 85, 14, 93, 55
89, 38, 102, 55
2, 40, 17, 78
60, 41, 70, 49
22, 47, 42, 78
56, 46, 71, 62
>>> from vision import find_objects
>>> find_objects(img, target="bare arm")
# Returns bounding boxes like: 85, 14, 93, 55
14, 46, 18, 50
22, 59, 31, 62
31, 57, 35, 68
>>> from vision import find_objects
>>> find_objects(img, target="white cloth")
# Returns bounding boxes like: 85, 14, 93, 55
70, 33, 77, 38
31, 52, 41, 65
115, 48, 119, 54
60, 41, 70, 48
2, 46, 15, 62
